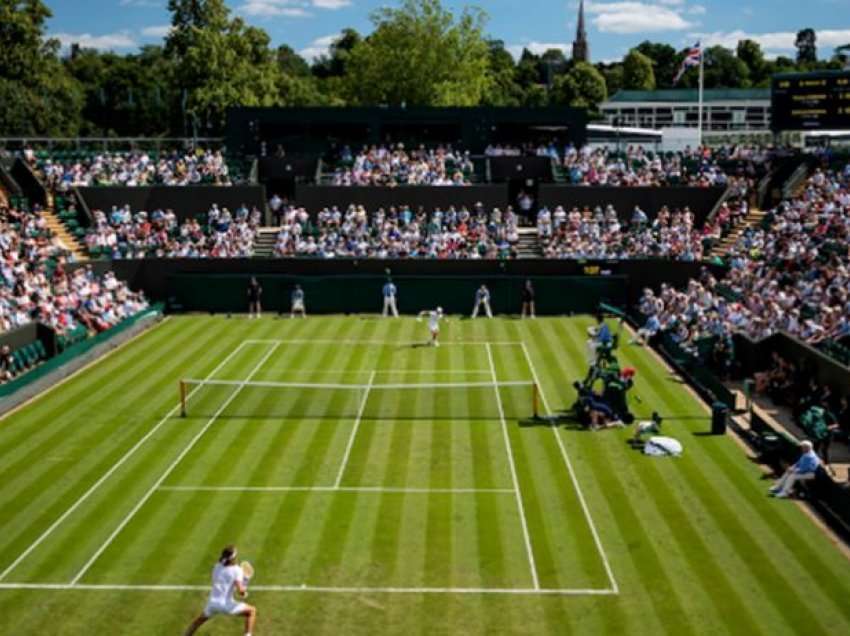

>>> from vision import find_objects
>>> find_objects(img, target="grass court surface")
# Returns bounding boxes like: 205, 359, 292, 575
1, 315, 850, 635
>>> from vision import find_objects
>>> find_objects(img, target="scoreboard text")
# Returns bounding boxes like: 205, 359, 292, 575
771, 71, 850, 131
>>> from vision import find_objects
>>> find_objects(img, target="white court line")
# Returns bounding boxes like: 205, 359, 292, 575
158, 486, 514, 494
375, 370, 491, 374
520, 341, 619, 594
69, 342, 281, 586
486, 343, 540, 591
243, 339, 523, 346
333, 370, 375, 489
0, 582, 616, 595
0, 339, 252, 583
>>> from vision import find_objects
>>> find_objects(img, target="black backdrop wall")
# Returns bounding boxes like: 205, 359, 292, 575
111, 258, 718, 315
75, 185, 269, 224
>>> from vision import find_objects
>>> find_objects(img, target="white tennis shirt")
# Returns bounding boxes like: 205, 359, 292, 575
208, 562, 244, 606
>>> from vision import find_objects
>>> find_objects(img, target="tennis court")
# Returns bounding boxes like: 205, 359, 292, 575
2, 316, 850, 635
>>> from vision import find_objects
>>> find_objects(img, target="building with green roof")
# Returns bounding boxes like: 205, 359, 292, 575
600, 88, 771, 133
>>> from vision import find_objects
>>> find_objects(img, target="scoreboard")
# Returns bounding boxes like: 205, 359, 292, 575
771, 71, 850, 131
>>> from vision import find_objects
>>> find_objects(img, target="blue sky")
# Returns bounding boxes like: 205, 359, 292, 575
47, 0, 850, 63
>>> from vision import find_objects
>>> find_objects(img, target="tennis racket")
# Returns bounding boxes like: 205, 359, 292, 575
241, 561, 254, 594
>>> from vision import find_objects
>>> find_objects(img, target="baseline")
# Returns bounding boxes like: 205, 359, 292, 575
0, 582, 617, 595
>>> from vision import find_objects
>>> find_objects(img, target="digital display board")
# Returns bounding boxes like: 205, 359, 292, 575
771, 71, 850, 131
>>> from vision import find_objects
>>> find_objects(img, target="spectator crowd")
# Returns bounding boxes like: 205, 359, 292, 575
330, 144, 473, 186
84, 203, 262, 258
537, 204, 705, 260
1, 201, 147, 340
273, 203, 519, 259
26, 147, 233, 191
635, 162, 850, 355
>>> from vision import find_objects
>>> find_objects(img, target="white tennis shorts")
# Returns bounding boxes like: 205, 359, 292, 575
204, 600, 248, 617
292, 300, 305, 311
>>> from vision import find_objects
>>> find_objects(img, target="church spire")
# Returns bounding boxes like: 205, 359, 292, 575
572, 0, 590, 63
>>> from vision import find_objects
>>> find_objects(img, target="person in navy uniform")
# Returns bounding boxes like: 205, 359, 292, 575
521, 280, 535, 319
472, 284, 493, 319
247, 277, 262, 319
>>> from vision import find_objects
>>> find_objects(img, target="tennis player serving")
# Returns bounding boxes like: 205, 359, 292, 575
184, 545, 257, 636
417, 307, 445, 347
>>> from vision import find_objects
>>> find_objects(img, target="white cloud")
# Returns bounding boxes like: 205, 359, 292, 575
119, 0, 162, 6
585, 2, 695, 34
53, 31, 138, 51
311, 0, 351, 8
693, 29, 850, 53
238, 1, 312, 17
687, 4, 706, 14
506, 42, 571, 59
299, 33, 342, 61
237, 0, 349, 17
141, 25, 171, 38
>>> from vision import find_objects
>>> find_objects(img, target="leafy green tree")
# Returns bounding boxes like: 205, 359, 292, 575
622, 49, 656, 90
342, 0, 491, 106
165, 0, 282, 131
702, 46, 751, 89
66, 46, 177, 136
522, 83, 549, 107
635, 41, 678, 87
276, 45, 311, 77
736, 39, 767, 86
481, 40, 522, 106
311, 29, 360, 79
551, 62, 606, 110
796, 28, 817, 65
0, 0, 83, 135
515, 49, 543, 89
597, 63, 624, 97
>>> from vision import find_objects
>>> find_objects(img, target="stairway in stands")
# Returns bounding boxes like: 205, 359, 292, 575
708, 207, 767, 260
254, 228, 279, 257
45, 194, 87, 260
517, 227, 542, 258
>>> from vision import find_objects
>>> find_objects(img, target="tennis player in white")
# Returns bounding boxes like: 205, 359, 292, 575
184, 545, 256, 636
417, 307, 444, 347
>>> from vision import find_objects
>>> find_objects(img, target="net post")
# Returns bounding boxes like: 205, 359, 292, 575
179, 380, 187, 418
532, 382, 540, 418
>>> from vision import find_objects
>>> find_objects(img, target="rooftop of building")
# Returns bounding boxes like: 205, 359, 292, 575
606, 88, 771, 104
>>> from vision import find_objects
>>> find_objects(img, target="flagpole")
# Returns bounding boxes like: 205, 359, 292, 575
697, 43, 704, 147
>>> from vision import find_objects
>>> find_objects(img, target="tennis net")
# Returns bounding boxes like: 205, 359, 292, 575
179, 378, 539, 420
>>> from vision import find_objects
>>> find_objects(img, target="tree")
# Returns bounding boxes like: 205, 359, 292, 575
342, 0, 491, 106
701, 46, 750, 89
311, 28, 360, 79
481, 39, 522, 106
515, 48, 543, 89
65, 46, 177, 136
736, 39, 767, 86
0, 0, 83, 135
551, 62, 606, 110
635, 41, 678, 87
276, 45, 310, 77
598, 63, 624, 97
165, 0, 282, 131
622, 49, 656, 90
796, 28, 817, 65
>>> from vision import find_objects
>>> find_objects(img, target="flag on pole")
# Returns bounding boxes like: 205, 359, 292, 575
674, 42, 702, 84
